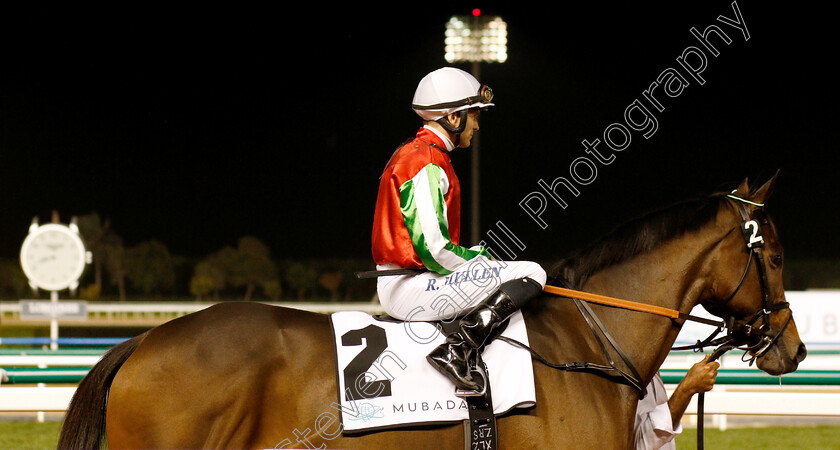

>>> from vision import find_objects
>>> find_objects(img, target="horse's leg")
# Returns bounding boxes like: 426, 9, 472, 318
106, 302, 332, 449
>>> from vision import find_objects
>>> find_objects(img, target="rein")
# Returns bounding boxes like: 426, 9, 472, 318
542, 285, 725, 328
515, 283, 727, 398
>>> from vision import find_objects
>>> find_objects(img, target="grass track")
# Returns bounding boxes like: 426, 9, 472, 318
676, 425, 840, 449
0, 421, 61, 450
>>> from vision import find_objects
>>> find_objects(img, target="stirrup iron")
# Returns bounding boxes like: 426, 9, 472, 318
454, 364, 487, 398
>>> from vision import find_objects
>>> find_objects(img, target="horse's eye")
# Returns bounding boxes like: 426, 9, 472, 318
771, 254, 783, 267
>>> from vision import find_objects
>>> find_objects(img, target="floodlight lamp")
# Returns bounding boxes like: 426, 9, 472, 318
444, 15, 508, 63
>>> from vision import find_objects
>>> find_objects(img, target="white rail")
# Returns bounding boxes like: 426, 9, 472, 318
0, 355, 104, 366
1, 301, 384, 321
0, 387, 76, 412
675, 389, 840, 416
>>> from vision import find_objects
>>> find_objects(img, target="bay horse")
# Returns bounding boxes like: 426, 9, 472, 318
58, 174, 806, 449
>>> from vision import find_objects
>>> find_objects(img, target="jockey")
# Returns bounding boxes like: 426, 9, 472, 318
371, 67, 547, 393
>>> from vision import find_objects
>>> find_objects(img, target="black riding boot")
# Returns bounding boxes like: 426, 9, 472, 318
425, 331, 478, 391
426, 277, 543, 392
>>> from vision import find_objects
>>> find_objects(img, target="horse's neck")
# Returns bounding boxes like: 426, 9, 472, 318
582, 222, 727, 381
532, 215, 730, 386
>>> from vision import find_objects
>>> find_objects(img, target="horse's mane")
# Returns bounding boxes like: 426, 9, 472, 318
548, 192, 730, 289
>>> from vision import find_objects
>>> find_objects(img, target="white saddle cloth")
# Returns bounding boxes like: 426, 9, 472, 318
329, 310, 536, 433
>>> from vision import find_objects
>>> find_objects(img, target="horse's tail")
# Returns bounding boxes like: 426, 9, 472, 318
57, 333, 145, 450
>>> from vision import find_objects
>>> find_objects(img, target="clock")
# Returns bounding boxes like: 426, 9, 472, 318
19, 220, 91, 292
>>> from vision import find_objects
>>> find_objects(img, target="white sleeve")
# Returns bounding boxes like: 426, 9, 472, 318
633, 374, 682, 450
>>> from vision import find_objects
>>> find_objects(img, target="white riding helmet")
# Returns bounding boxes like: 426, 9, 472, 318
411, 67, 494, 121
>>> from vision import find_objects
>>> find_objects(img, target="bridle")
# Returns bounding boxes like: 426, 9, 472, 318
679, 193, 792, 364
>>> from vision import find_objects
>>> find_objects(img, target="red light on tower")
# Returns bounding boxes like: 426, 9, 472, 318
472, 8, 481, 17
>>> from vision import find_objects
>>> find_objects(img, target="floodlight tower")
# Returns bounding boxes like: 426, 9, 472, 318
445, 9, 508, 245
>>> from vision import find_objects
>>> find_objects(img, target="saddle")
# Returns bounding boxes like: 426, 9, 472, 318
329, 310, 536, 449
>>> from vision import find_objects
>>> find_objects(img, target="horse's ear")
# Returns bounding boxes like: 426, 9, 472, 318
735, 177, 751, 196
750, 169, 780, 205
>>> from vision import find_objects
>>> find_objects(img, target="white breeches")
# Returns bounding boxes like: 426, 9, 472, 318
377, 256, 547, 322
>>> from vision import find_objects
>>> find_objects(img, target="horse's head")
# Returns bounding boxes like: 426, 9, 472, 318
703, 172, 806, 375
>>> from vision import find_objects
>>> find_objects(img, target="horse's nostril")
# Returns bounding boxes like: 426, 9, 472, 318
796, 343, 807, 363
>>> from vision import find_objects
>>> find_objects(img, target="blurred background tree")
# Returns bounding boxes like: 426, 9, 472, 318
124, 240, 175, 298
284, 260, 320, 300
229, 237, 277, 301
0, 258, 29, 299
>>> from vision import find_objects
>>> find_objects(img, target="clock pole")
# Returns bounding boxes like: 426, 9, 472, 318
50, 291, 59, 350
49, 211, 59, 351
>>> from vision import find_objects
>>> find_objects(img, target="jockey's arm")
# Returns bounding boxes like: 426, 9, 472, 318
399, 163, 488, 274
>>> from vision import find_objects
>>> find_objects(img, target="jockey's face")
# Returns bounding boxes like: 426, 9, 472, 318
453, 109, 481, 148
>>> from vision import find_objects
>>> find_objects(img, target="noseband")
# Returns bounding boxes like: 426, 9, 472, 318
697, 193, 792, 363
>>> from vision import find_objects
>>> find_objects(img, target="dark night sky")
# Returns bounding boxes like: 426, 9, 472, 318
1, 2, 836, 267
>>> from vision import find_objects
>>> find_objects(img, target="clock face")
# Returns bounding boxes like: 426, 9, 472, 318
20, 224, 87, 291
